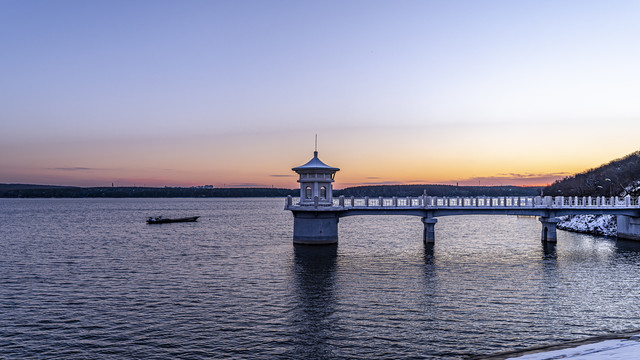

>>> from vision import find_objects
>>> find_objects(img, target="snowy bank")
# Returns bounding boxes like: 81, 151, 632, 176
507, 335, 640, 359
557, 214, 617, 237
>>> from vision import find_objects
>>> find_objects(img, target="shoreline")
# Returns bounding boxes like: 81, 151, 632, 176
556, 214, 617, 238
474, 330, 640, 359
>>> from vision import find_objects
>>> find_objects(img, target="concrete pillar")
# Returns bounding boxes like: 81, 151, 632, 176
617, 215, 640, 241
292, 211, 339, 245
421, 217, 438, 244
539, 217, 559, 243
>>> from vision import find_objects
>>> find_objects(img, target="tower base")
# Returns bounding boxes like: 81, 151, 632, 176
292, 210, 339, 245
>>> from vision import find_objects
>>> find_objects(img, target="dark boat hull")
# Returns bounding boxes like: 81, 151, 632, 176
146, 216, 199, 224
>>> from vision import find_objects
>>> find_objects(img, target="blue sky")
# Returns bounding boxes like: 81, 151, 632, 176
1, 0, 639, 187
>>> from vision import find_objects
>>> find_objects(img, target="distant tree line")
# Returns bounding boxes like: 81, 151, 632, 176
335, 184, 541, 197
543, 150, 640, 197
0, 186, 297, 198
1, 184, 542, 198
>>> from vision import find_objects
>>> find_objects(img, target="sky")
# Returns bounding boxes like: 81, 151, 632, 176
1, 0, 639, 189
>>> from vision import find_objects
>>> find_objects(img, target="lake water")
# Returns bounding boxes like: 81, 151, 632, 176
1, 198, 640, 359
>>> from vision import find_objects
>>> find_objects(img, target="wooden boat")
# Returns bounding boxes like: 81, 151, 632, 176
146, 216, 199, 224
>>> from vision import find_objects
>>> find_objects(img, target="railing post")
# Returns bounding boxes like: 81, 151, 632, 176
287, 195, 292, 207
379, 196, 384, 207
557, 196, 564, 208
406, 196, 411, 206
339, 195, 345, 207
625, 195, 631, 206
365, 196, 369, 207
351, 196, 355, 206
393, 196, 397, 207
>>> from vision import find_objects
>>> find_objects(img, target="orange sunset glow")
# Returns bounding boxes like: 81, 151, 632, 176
1, 2, 639, 188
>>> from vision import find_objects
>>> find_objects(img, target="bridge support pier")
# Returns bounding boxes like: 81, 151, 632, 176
617, 215, 640, 241
422, 217, 438, 244
539, 217, 559, 243
292, 210, 340, 245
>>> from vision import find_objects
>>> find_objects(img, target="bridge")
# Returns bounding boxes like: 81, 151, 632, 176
285, 194, 640, 244
285, 151, 640, 245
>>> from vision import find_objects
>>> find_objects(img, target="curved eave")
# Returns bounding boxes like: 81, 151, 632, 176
292, 153, 340, 172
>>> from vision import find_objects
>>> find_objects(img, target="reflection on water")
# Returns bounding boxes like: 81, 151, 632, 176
290, 245, 338, 359
1, 199, 640, 359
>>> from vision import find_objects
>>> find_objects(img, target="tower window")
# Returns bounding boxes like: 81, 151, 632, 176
320, 186, 327, 199
305, 186, 312, 199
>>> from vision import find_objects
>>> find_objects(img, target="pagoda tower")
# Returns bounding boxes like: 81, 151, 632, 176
292, 151, 340, 206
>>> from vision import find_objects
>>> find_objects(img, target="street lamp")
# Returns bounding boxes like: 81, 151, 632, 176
605, 178, 612, 197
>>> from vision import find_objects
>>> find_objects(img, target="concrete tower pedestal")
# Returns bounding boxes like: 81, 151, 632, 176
292, 211, 339, 245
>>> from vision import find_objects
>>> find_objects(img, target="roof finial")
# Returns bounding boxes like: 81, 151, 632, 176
314, 134, 318, 157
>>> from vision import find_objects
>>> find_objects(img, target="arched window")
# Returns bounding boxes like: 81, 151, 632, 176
320, 186, 327, 199
305, 186, 312, 199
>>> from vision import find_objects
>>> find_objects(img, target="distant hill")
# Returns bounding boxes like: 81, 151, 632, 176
1, 183, 541, 198
543, 150, 640, 197
335, 184, 541, 197
0, 183, 72, 191
0, 185, 296, 198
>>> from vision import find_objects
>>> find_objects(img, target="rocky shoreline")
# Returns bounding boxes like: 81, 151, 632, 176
556, 214, 617, 237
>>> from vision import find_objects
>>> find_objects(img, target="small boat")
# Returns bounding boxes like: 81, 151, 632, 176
146, 216, 199, 224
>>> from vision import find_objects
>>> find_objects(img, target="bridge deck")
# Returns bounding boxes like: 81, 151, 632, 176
285, 195, 640, 218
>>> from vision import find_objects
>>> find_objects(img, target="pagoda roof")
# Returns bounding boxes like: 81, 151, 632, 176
292, 151, 340, 172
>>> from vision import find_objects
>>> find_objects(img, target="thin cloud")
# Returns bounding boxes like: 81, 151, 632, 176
270, 174, 294, 178
52, 167, 98, 171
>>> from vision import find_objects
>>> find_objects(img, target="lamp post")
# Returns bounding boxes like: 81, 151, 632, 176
605, 178, 612, 197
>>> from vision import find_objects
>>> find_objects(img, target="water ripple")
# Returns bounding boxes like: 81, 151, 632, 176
2, 199, 640, 359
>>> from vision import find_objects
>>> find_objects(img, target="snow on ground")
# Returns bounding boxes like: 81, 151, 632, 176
507, 337, 640, 359
557, 214, 617, 237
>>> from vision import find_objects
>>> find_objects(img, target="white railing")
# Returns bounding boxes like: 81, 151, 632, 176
286, 195, 640, 209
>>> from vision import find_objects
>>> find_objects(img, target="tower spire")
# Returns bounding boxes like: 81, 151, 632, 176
314, 134, 318, 157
